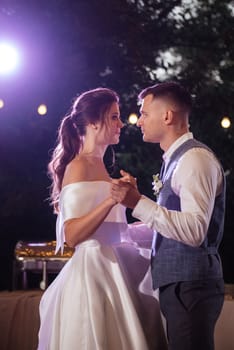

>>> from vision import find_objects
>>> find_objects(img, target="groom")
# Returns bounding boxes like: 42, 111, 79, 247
111, 81, 225, 350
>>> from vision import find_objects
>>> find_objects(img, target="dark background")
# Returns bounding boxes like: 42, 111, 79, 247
0, 0, 234, 290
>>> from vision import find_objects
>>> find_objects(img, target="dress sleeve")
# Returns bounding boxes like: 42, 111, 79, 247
55, 184, 97, 254
55, 182, 127, 254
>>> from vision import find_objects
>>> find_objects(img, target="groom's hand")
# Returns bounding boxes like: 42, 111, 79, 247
119, 170, 137, 188
111, 170, 141, 209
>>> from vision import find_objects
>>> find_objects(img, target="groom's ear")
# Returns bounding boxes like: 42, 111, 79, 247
164, 110, 173, 125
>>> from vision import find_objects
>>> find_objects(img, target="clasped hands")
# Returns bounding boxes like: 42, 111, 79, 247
111, 170, 141, 209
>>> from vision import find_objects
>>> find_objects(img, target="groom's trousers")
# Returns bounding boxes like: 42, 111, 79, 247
159, 278, 224, 350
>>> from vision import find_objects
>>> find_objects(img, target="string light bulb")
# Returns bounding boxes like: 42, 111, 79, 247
128, 113, 138, 125
37, 104, 47, 116
221, 116, 231, 129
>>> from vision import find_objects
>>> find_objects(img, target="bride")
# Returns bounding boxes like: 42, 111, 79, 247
37, 87, 167, 350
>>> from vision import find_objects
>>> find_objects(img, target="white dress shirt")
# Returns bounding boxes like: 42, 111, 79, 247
132, 132, 223, 247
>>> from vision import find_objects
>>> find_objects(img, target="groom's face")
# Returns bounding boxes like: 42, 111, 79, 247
138, 94, 167, 143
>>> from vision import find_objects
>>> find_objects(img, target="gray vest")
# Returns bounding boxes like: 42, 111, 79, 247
151, 139, 225, 289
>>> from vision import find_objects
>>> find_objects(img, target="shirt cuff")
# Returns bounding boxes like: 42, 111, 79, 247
132, 196, 157, 226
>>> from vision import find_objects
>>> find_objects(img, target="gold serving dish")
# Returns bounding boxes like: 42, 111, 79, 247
15, 240, 74, 259
13, 241, 74, 290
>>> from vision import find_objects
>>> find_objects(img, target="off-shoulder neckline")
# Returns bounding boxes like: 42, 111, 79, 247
61, 180, 111, 193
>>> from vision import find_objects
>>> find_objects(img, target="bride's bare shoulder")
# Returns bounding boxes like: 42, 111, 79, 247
62, 156, 90, 186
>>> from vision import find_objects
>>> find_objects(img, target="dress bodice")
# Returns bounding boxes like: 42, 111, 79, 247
56, 181, 128, 253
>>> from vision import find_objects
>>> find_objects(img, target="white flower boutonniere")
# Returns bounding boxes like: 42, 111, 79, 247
152, 173, 163, 198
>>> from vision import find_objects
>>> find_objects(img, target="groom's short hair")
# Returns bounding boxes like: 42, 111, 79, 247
138, 81, 192, 115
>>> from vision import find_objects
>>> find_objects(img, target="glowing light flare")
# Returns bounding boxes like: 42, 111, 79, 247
0, 99, 4, 109
221, 116, 231, 129
0, 42, 20, 75
37, 104, 47, 116
128, 113, 138, 125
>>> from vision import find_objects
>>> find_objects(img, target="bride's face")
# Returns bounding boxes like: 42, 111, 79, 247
98, 102, 123, 145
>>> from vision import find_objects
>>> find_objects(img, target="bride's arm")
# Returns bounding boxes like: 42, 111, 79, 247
62, 158, 117, 248
64, 196, 117, 248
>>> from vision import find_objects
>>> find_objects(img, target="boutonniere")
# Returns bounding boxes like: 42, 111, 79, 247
152, 173, 163, 198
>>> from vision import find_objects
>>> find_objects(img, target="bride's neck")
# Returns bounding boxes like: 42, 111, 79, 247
79, 152, 103, 160
79, 146, 107, 160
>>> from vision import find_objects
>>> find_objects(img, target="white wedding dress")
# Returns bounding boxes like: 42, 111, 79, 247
38, 181, 167, 350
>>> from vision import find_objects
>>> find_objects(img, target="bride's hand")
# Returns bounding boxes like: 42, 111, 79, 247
119, 170, 137, 188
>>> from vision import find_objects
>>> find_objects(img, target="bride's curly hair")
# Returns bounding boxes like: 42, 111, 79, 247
48, 87, 119, 210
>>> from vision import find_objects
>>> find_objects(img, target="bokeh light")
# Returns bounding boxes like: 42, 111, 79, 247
128, 113, 138, 125
221, 116, 231, 129
37, 104, 47, 116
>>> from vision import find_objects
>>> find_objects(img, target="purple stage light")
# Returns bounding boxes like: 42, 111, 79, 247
0, 41, 21, 75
